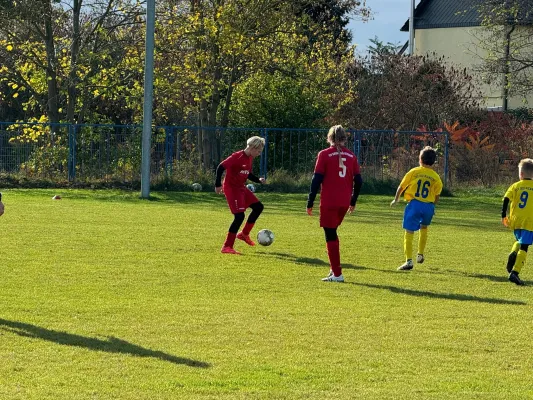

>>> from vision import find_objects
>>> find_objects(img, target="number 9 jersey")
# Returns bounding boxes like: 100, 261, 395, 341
314, 146, 360, 208
504, 180, 533, 231
399, 166, 443, 203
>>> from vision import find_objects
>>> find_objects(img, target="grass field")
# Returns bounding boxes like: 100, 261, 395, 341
0, 188, 532, 399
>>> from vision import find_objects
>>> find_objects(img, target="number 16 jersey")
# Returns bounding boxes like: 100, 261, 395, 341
400, 166, 442, 203
314, 146, 360, 208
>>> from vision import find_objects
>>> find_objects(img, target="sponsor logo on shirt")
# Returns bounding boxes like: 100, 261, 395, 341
240, 170, 249, 174
415, 174, 436, 181
328, 151, 354, 158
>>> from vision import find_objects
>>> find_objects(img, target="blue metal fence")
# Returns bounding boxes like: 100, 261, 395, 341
0, 122, 449, 186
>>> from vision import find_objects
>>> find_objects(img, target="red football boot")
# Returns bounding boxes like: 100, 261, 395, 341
221, 246, 242, 255
237, 232, 255, 246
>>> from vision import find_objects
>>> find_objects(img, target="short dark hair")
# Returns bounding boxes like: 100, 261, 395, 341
420, 146, 436, 166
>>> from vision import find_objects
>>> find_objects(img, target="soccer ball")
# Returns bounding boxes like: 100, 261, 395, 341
257, 229, 274, 246
191, 183, 202, 192
246, 183, 255, 193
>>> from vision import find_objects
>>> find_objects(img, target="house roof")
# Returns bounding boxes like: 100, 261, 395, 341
400, 0, 483, 31
401, 0, 533, 32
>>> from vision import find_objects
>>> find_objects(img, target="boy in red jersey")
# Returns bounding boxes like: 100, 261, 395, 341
307, 125, 363, 282
215, 136, 266, 254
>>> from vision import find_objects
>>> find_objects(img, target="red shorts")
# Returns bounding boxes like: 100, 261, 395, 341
319, 206, 348, 228
224, 185, 259, 214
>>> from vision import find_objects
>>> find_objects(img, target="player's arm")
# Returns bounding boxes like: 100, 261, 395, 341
391, 170, 412, 206
247, 173, 262, 184
348, 174, 363, 213
215, 164, 225, 194
390, 185, 403, 206
502, 196, 510, 226
307, 172, 324, 215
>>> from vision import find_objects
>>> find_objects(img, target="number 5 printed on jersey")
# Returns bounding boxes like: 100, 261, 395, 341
339, 158, 347, 177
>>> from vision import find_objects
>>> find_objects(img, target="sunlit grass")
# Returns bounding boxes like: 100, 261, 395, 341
0, 189, 530, 399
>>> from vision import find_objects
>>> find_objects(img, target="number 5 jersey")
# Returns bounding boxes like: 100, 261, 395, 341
314, 146, 361, 208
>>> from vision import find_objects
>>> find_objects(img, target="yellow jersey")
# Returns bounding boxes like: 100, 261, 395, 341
400, 166, 443, 203
504, 179, 533, 231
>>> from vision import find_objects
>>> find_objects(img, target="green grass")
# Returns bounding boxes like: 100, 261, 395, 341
0, 189, 532, 399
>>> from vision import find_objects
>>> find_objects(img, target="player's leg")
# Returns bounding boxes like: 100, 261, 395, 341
416, 203, 435, 264
322, 227, 344, 282
508, 230, 532, 285
417, 226, 427, 264
398, 201, 420, 270
398, 229, 415, 270
509, 244, 528, 285
506, 241, 520, 273
222, 187, 247, 253
237, 191, 262, 246
320, 207, 347, 282
237, 201, 263, 246
222, 212, 245, 254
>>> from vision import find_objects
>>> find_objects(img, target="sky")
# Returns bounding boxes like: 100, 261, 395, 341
348, 0, 416, 55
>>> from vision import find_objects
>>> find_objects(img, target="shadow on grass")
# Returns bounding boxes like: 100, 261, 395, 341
350, 283, 526, 305
259, 251, 365, 271
428, 268, 510, 283
258, 251, 329, 266
0, 318, 210, 368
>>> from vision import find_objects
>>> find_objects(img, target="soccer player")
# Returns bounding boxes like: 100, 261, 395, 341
391, 146, 443, 271
502, 158, 533, 285
0, 193, 3, 217
215, 136, 266, 254
307, 125, 362, 282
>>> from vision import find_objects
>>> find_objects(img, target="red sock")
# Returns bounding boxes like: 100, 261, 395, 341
242, 222, 255, 236
224, 232, 237, 248
326, 238, 341, 276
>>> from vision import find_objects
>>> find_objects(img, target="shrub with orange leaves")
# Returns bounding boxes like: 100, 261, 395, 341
444, 120, 499, 185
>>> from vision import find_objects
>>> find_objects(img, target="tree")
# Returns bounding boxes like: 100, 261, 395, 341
476, 0, 533, 101
366, 36, 402, 56
157, 0, 369, 169
0, 0, 144, 125
333, 53, 482, 130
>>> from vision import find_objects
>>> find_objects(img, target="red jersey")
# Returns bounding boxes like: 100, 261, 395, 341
314, 146, 360, 208
221, 150, 253, 189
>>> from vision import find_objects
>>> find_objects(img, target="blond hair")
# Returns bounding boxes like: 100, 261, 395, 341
327, 125, 347, 169
246, 136, 265, 149
519, 158, 533, 178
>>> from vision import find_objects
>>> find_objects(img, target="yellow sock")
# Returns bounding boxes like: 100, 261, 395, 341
511, 241, 520, 253
513, 250, 527, 273
404, 231, 414, 261
418, 228, 428, 255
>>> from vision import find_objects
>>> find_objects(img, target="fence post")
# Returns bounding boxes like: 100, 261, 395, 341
261, 128, 268, 179
68, 124, 77, 182
444, 131, 449, 188
352, 130, 361, 158
164, 126, 173, 178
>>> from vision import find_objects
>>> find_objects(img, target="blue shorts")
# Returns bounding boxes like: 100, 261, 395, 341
403, 199, 435, 232
514, 229, 533, 245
